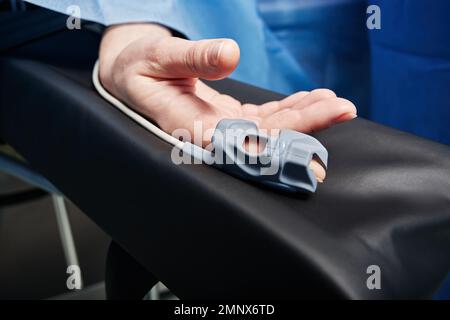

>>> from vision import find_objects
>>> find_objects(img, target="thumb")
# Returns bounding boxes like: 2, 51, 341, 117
142, 37, 240, 80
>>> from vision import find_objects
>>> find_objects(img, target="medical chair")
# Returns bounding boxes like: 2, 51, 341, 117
1, 8, 449, 300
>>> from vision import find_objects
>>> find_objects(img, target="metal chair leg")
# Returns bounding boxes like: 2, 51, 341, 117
52, 194, 83, 289
148, 283, 160, 300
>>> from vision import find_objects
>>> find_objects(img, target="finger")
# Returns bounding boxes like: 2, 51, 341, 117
279, 91, 309, 108
141, 37, 240, 80
291, 88, 336, 110
257, 91, 310, 117
261, 97, 357, 133
259, 89, 334, 115
243, 137, 326, 182
309, 159, 326, 183
255, 101, 282, 117
195, 81, 242, 110
195, 80, 220, 101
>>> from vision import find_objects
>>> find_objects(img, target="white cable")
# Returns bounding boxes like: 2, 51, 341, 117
92, 61, 185, 149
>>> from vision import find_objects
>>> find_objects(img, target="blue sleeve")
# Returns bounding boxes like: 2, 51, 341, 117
25, 0, 194, 35
24, 0, 314, 95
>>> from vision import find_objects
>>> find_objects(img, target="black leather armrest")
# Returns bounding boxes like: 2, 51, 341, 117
1, 29, 449, 299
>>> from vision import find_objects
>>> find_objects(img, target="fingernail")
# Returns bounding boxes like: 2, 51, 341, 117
336, 112, 357, 123
208, 41, 225, 67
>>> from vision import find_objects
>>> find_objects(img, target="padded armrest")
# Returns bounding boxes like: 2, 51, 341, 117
1, 29, 449, 299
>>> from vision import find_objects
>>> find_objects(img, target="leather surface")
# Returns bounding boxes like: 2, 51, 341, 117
1, 29, 449, 299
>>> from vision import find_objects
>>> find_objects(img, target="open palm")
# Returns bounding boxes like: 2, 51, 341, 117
100, 29, 357, 181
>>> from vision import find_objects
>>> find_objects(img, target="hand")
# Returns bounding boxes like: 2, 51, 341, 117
99, 24, 357, 182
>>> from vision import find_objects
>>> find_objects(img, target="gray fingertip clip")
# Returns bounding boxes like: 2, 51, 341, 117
182, 119, 328, 193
